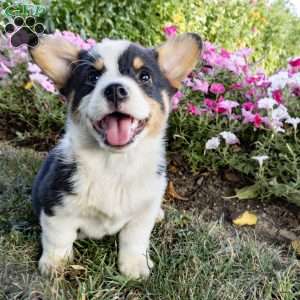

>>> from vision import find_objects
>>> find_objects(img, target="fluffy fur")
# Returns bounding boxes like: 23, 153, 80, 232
31, 33, 202, 278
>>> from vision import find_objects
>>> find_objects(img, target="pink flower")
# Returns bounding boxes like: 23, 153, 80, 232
0, 61, 11, 78
246, 73, 270, 88
171, 91, 184, 110
293, 87, 300, 97
242, 109, 255, 124
183, 78, 194, 87
210, 83, 225, 94
204, 98, 216, 109
163, 25, 177, 38
192, 79, 209, 93
187, 103, 201, 115
253, 113, 262, 128
27, 62, 41, 73
53, 30, 95, 50
289, 57, 300, 68
242, 102, 255, 111
242, 109, 262, 128
29, 73, 56, 93
272, 89, 283, 104
217, 100, 239, 115
230, 83, 243, 90
220, 49, 231, 58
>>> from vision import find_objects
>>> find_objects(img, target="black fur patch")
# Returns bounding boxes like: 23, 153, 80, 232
118, 44, 174, 109
31, 149, 77, 216
61, 50, 105, 113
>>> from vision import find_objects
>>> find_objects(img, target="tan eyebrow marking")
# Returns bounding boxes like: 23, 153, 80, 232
133, 56, 144, 69
94, 58, 104, 70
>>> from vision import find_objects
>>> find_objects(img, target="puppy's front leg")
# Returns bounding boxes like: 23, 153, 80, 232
118, 205, 159, 279
38, 212, 78, 275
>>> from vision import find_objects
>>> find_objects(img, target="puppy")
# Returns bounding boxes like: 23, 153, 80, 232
31, 33, 201, 278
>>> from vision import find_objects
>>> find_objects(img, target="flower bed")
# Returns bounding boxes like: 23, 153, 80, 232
1, 28, 300, 204
166, 27, 300, 204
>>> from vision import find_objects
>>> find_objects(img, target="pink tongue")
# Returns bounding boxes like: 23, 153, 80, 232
105, 115, 133, 146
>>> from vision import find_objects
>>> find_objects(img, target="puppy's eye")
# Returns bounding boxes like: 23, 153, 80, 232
87, 71, 100, 86
138, 69, 151, 83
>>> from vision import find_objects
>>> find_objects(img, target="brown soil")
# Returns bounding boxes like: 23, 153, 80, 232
166, 153, 300, 245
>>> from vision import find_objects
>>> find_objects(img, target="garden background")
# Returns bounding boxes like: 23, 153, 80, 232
1, 0, 300, 299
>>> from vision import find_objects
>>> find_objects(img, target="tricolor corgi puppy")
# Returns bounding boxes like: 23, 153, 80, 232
31, 33, 202, 278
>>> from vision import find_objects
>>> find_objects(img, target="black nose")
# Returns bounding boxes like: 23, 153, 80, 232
104, 83, 128, 107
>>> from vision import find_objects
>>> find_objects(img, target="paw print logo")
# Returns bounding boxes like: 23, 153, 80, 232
5, 16, 44, 48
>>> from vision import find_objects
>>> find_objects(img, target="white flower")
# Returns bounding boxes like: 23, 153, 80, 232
252, 155, 269, 168
205, 137, 220, 150
287, 73, 300, 89
286, 117, 300, 131
271, 105, 290, 121
257, 97, 278, 110
219, 131, 240, 145
268, 71, 289, 92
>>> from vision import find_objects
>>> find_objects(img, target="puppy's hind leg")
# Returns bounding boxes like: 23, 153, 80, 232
38, 212, 78, 276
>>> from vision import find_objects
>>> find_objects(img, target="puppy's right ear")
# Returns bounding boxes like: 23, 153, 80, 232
31, 36, 80, 88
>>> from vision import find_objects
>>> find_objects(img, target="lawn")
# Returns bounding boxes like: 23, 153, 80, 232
0, 142, 300, 300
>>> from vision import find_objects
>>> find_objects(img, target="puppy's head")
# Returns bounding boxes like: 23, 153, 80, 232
31, 34, 202, 151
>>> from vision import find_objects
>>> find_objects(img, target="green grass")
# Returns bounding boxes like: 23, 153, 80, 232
0, 142, 300, 299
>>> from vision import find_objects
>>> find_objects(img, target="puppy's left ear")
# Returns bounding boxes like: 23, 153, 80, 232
156, 33, 202, 89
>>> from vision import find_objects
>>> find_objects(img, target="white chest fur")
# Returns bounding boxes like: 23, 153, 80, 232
55, 134, 167, 238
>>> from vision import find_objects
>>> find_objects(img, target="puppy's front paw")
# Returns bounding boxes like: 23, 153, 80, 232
38, 252, 73, 276
119, 254, 153, 279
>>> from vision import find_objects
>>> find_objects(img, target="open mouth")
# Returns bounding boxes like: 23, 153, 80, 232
93, 112, 147, 147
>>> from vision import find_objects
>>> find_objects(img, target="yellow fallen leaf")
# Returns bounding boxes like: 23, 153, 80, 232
70, 264, 86, 271
233, 211, 257, 226
24, 81, 33, 90
291, 240, 300, 255
166, 181, 187, 201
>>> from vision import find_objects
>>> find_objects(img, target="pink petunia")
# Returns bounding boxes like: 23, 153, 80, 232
183, 78, 194, 87
253, 113, 263, 128
230, 82, 244, 90
0, 62, 11, 77
29, 73, 56, 93
204, 98, 216, 109
187, 103, 201, 115
289, 57, 300, 68
171, 91, 184, 110
210, 83, 225, 94
242, 109, 255, 124
216, 100, 239, 115
272, 89, 283, 104
163, 25, 177, 38
242, 102, 255, 111
27, 62, 41, 73
235, 48, 253, 57
192, 79, 209, 93
220, 48, 231, 58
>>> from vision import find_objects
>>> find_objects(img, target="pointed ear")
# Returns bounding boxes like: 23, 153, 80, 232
156, 33, 202, 89
30, 36, 81, 88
